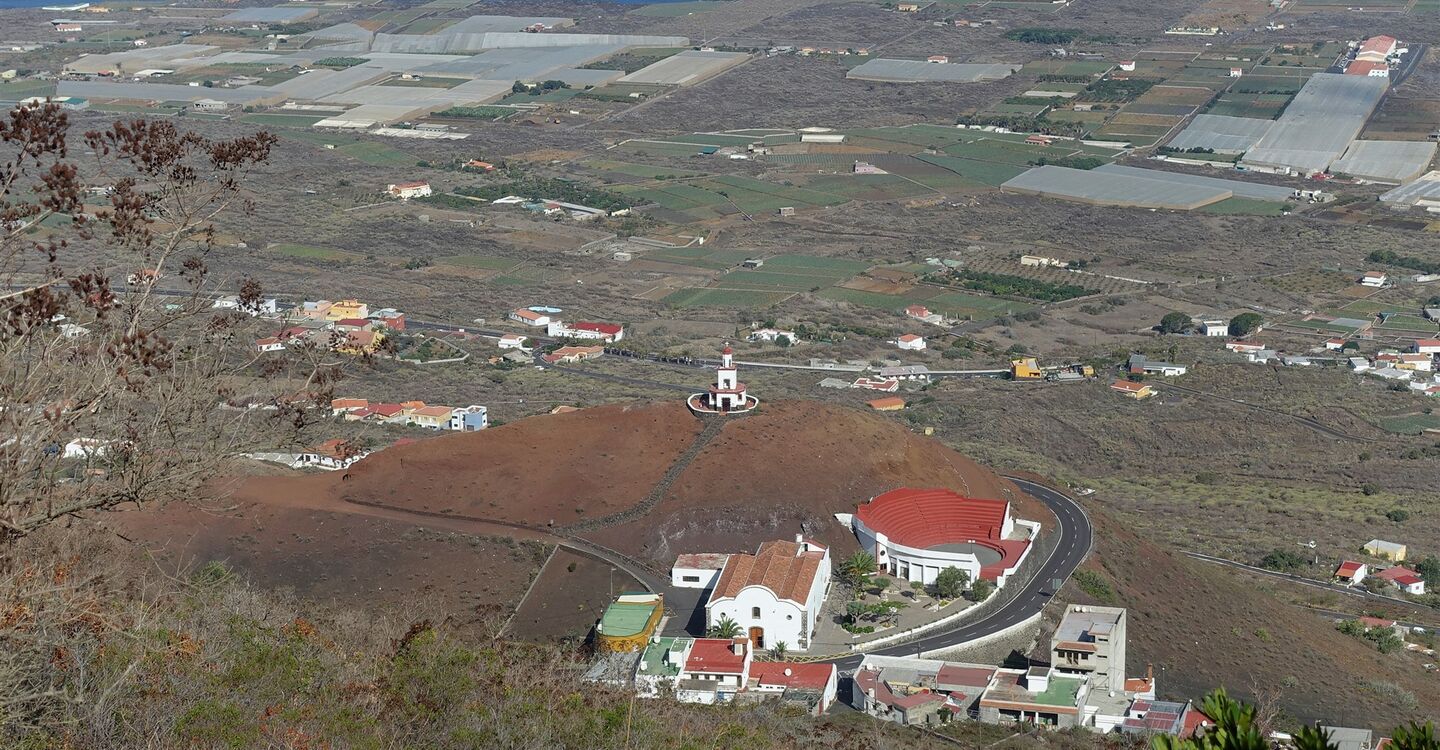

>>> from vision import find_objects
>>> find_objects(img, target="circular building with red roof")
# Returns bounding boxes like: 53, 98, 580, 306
848, 488, 1039, 588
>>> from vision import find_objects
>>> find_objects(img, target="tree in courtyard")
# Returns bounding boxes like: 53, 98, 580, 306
0, 105, 345, 540
769, 641, 788, 661
967, 578, 995, 602
839, 551, 876, 591
934, 567, 970, 599
707, 615, 741, 639
1228, 312, 1264, 337
1159, 312, 1193, 334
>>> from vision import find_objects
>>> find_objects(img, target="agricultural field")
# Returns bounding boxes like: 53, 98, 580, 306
1206, 92, 1292, 119
1196, 197, 1291, 216
615, 175, 847, 220
238, 113, 329, 128
435, 255, 522, 271
1362, 98, 1440, 141
269, 244, 360, 261
0, 79, 58, 99
660, 287, 794, 308
819, 285, 1031, 319
1376, 413, 1440, 434
631, 1, 727, 16
282, 134, 419, 167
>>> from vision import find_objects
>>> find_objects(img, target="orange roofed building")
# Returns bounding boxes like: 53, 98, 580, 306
704, 536, 831, 652
868, 396, 906, 411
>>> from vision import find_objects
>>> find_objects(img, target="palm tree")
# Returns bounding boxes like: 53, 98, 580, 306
707, 615, 741, 639
1391, 722, 1439, 750
840, 551, 877, 592
769, 641, 789, 661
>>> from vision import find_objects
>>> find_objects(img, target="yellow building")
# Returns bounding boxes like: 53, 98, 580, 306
596, 593, 664, 653
406, 405, 453, 429
1011, 358, 1043, 380
1110, 380, 1154, 399
326, 299, 369, 321
1363, 539, 1406, 562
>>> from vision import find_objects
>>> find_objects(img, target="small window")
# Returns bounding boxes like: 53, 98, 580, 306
682, 575, 700, 582
751, 607, 761, 619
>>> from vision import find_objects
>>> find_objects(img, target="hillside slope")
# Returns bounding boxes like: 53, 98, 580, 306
1066, 509, 1437, 728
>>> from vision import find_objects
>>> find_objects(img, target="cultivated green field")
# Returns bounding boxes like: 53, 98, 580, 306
0, 80, 58, 99
239, 113, 329, 128
1377, 413, 1440, 434
1197, 198, 1290, 216
819, 285, 1030, 318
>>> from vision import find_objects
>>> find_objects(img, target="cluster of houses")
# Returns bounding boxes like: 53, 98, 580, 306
507, 306, 625, 342
490, 195, 628, 222
1333, 539, 1427, 596
330, 397, 489, 432
252, 298, 404, 356
1344, 35, 1404, 78
1109, 353, 1190, 399
1225, 337, 1440, 397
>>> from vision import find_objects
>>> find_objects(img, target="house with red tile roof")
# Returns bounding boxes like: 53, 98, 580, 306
704, 535, 830, 652
675, 638, 753, 705
509, 308, 550, 327
1333, 560, 1367, 584
637, 636, 838, 714
850, 487, 1037, 588
747, 661, 839, 716
1356, 34, 1397, 62
548, 319, 625, 342
1411, 338, 1440, 355
853, 654, 995, 725
1373, 566, 1426, 595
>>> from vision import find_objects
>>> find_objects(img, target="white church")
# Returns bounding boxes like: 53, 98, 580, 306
687, 345, 758, 415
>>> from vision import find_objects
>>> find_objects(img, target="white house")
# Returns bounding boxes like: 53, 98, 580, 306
676, 638, 753, 705
1334, 560, 1367, 585
386, 181, 432, 200
1374, 566, 1425, 595
749, 328, 796, 344
215, 295, 280, 316
548, 320, 625, 342
1199, 320, 1228, 337
705, 536, 830, 652
255, 337, 286, 352
894, 334, 926, 351
1359, 272, 1387, 288
509, 308, 550, 327
671, 553, 732, 589
63, 438, 108, 459
447, 405, 488, 432
497, 334, 528, 350
1411, 339, 1440, 355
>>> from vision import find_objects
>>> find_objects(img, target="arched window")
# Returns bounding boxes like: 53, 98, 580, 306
751, 606, 761, 619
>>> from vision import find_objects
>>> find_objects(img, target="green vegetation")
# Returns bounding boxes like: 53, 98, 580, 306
967, 578, 994, 602
1336, 618, 1403, 654
1159, 312, 1193, 334
1083, 78, 1155, 102
1229, 312, 1263, 336
1030, 155, 1105, 170
661, 288, 793, 308
1258, 548, 1307, 572
944, 269, 1094, 302
416, 193, 486, 211
1377, 413, 1440, 435
581, 48, 686, 73
1155, 688, 1436, 750
433, 106, 513, 120
1368, 249, 1440, 276
934, 567, 970, 599
1004, 28, 1082, 44
314, 57, 368, 68
1072, 569, 1116, 602
458, 178, 632, 212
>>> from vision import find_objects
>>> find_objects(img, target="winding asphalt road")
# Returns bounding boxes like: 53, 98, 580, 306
824, 477, 1093, 670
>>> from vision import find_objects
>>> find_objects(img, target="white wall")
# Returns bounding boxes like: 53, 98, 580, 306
672, 566, 722, 589
708, 588, 806, 651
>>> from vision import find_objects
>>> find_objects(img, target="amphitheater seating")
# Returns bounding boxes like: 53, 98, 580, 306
857, 488, 1030, 577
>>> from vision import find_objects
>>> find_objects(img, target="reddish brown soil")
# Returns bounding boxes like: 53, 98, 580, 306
106, 493, 547, 634
508, 548, 642, 644
238, 402, 703, 527
585, 401, 1048, 565
1066, 510, 1440, 728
